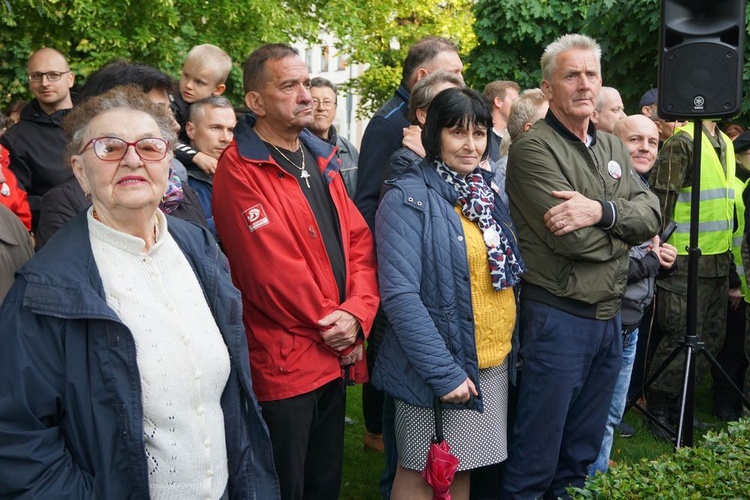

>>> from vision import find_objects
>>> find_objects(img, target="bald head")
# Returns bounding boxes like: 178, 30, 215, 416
592, 87, 625, 133
614, 115, 659, 175
28, 48, 69, 70
27, 48, 74, 114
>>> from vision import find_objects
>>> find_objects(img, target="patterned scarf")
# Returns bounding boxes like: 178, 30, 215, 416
434, 160, 524, 290
159, 167, 184, 215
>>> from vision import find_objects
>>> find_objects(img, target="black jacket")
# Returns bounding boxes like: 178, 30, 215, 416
35, 176, 208, 250
0, 99, 73, 216
354, 85, 410, 231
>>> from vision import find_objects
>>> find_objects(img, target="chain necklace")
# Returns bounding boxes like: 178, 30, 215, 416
267, 141, 311, 189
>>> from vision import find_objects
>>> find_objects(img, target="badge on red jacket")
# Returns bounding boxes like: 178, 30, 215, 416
243, 204, 270, 232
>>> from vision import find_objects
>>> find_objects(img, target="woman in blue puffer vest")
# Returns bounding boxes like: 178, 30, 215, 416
372, 87, 526, 500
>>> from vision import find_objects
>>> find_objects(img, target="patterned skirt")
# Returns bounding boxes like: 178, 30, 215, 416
394, 359, 509, 471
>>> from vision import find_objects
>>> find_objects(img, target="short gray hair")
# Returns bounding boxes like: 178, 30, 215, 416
63, 85, 176, 166
507, 88, 548, 143
596, 86, 618, 113
541, 33, 601, 82
408, 70, 464, 125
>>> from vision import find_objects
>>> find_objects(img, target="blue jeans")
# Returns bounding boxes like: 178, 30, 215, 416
501, 300, 621, 499
589, 328, 639, 475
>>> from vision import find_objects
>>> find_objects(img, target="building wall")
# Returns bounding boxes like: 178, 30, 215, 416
294, 37, 369, 148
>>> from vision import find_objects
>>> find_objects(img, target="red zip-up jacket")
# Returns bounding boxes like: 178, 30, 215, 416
213, 115, 379, 402
0, 146, 32, 232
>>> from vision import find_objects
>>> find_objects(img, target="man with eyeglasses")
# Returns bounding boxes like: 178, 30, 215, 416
0, 47, 75, 231
306, 77, 359, 197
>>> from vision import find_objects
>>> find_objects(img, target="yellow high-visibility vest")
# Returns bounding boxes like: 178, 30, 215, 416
670, 125, 735, 256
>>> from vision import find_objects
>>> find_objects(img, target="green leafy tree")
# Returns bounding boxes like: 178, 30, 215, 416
467, 0, 592, 92
0, 0, 477, 119
467, 0, 750, 120
584, 0, 750, 117
322, 0, 477, 118
0, 0, 322, 106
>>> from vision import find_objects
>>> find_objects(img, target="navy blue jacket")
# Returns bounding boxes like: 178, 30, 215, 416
372, 159, 522, 411
0, 212, 279, 499
354, 85, 410, 231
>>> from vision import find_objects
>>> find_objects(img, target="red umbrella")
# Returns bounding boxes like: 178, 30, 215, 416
422, 398, 459, 499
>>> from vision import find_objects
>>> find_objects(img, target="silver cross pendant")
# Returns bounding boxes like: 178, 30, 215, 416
300, 169, 311, 188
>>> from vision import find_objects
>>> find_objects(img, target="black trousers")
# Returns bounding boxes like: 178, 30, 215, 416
259, 380, 345, 500
713, 301, 748, 405
362, 308, 388, 434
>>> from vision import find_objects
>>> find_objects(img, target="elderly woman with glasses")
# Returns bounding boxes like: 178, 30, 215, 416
372, 87, 525, 499
0, 86, 279, 499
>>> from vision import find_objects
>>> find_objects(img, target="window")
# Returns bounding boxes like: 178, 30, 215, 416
337, 53, 347, 71
320, 46, 330, 72
305, 48, 313, 72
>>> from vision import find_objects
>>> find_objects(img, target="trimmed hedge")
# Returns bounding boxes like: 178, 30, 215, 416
571, 418, 750, 499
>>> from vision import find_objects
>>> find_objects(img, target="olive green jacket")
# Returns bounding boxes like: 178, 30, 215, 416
507, 112, 661, 320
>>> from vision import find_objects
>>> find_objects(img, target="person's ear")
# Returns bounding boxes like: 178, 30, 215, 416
70, 156, 90, 197
245, 91, 265, 116
416, 107, 427, 127
67, 72, 75, 89
541, 80, 552, 99
186, 121, 196, 141
213, 83, 226, 96
493, 96, 502, 109
415, 67, 429, 82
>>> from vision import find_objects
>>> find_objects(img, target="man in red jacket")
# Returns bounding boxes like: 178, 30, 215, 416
212, 44, 379, 500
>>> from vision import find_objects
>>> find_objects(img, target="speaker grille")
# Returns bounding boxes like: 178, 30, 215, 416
660, 43, 740, 118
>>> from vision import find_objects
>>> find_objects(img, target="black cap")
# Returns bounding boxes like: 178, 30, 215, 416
733, 131, 750, 153
639, 88, 658, 108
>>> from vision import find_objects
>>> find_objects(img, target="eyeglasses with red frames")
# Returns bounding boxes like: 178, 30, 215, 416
78, 137, 170, 162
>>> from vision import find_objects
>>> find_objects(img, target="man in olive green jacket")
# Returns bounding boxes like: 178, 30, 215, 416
501, 34, 661, 499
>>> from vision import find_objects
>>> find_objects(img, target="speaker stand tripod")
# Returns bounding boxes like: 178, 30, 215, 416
627, 118, 750, 450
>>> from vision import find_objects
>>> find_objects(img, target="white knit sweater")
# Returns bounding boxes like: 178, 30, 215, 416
88, 208, 230, 500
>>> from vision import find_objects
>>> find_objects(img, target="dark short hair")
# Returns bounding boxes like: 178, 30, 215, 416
77, 61, 176, 103
7, 100, 27, 116
243, 44, 299, 93
482, 80, 520, 105
0, 112, 11, 130
310, 76, 337, 94
421, 87, 494, 163
401, 36, 458, 86
188, 95, 234, 122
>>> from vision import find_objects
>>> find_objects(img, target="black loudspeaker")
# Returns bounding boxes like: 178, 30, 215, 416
658, 0, 746, 120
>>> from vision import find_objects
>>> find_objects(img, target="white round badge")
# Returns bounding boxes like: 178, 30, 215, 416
607, 160, 622, 179
483, 227, 501, 248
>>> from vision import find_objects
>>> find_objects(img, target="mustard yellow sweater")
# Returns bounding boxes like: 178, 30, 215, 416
456, 208, 515, 368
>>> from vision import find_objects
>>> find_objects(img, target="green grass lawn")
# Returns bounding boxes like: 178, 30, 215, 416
341, 385, 385, 500
339, 378, 731, 499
